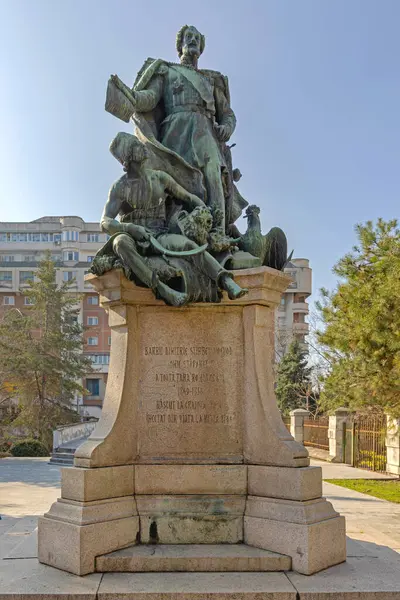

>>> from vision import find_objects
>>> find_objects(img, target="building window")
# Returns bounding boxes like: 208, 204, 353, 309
87, 337, 98, 346
1, 255, 14, 262
294, 294, 307, 303
87, 234, 99, 242
87, 316, 98, 326
87, 256, 95, 263
87, 296, 98, 305
63, 251, 79, 262
108, 336, 111, 346
63, 271, 77, 282
54, 234, 61, 243
0, 271, 12, 281
88, 354, 110, 365
20, 271, 34, 283
62, 231, 79, 242
3, 296, 15, 305
287, 271, 298, 289
293, 313, 305, 323
86, 378, 100, 396
24, 297, 35, 305
24, 255, 35, 262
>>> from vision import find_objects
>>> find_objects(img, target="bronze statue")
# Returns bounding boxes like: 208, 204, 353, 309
94, 25, 291, 305
105, 25, 247, 234
92, 133, 248, 306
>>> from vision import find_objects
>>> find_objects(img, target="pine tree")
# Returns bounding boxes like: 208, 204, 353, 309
0, 253, 93, 448
317, 219, 400, 416
275, 339, 312, 415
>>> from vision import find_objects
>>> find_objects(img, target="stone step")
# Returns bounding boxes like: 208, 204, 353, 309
49, 459, 73, 465
96, 544, 292, 573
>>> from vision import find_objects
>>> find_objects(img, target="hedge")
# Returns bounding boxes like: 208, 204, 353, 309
10, 439, 49, 457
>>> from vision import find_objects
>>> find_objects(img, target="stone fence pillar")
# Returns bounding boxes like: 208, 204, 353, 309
328, 408, 350, 463
386, 416, 400, 476
290, 409, 309, 444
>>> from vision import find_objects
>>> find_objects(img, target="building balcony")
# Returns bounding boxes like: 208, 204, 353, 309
292, 302, 309, 313
293, 322, 309, 334
83, 397, 102, 405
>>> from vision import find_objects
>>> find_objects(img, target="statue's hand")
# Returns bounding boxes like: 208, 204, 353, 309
214, 124, 231, 143
110, 74, 136, 106
125, 224, 150, 242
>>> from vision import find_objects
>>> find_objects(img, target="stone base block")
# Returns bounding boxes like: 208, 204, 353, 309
38, 489, 139, 575
248, 465, 322, 501
98, 571, 297, 599
244, 514, 346, 575
386, 463, 400, 476
246, 495, 339, 524
38, 514, 139, 576
135, 465, 247, 495
137, 494, 245, 544
47, 496, 137, 525
139, 515, 243, 544
96, 543, 292, 572
61, 465, 134, 502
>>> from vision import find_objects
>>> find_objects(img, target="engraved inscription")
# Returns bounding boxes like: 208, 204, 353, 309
138, 312, 243, 460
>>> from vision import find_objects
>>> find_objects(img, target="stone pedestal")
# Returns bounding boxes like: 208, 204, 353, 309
38, 267, 346, 576
386, 415, 400, 476
328, 407, 351, 463
290, 409, 309, 444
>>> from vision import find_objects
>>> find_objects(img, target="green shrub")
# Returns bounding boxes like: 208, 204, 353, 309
10, 439, 49, 457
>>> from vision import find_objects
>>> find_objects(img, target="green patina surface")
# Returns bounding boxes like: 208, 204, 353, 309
97, 25, 290, 305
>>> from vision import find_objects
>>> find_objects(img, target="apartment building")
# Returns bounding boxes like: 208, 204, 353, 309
276, 258, 312, 357
0, 216, 110, 418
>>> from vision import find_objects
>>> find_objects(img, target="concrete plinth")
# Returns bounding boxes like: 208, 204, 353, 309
38, 268, 346, 576
96, 544, 292, 572
3, 550, 400, 600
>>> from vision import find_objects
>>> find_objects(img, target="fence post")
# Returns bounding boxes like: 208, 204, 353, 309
328, 408, 350, 463
290, 408, 309, 444
386, 415, 400, 476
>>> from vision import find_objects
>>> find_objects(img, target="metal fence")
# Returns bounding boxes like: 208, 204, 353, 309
303, 416, 329, 450
352, 414, 387, 473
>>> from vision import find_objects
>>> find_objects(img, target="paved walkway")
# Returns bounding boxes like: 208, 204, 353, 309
0, 457, 60, 519
310, 457, 394, 479
308, 458, 400, 553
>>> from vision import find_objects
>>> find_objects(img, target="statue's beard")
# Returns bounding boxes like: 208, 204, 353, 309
182, 49, 200, 61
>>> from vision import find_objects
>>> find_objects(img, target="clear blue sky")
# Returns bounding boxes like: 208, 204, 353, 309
1, 0, 399, 299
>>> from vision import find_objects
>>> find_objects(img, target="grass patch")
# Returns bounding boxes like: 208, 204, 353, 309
326, 479, 400, 503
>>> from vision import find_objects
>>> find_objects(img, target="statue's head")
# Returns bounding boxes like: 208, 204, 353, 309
109, 132, 148, 171
176, 25, 205, 60
244, 205, 261, 219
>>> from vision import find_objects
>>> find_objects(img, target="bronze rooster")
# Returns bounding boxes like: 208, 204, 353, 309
239, 205, 292, 271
